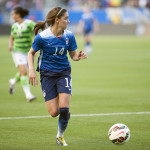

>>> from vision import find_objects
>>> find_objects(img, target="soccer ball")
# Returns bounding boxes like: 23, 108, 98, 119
108, 123, 130, 144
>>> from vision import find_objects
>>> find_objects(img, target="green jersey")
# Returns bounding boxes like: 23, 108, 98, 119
11, 19, 35, 53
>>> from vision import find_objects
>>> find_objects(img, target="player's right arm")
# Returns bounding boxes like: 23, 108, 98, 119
8, 35, 14, 51
28, 47, 38, 87
28, 34, 42, 86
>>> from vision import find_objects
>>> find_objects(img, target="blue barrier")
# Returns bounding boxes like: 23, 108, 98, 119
68, 10, 83, 24
68, 9, 111, 24
92, 9, 111, 24
25, 9, 44, 22
0, 14, 3, 24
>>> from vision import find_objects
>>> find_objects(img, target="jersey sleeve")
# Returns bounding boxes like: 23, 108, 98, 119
68, 33, 77, 51
32, 34, 43, 52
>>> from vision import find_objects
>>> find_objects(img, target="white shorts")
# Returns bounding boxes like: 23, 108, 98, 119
12, 51, 28, 67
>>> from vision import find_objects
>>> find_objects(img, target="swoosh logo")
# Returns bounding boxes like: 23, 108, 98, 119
48, 43, 53, 45
115, 131, 125, 137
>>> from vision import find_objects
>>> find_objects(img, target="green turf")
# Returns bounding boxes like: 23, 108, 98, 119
0, 35, 150, 150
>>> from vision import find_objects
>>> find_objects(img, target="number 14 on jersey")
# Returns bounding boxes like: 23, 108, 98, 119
53, 47, 65, 55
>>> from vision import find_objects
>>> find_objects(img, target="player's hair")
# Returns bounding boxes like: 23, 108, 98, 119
34, 7, 67, 35
13, 7, 29, 18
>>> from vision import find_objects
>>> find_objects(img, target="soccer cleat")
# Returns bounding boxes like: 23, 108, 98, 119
56, 137, 68, 146
26, 95, 37, 102
9, 78, 16, 94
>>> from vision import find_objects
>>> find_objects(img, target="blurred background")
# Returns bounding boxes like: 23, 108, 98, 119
0, 0, 150, 36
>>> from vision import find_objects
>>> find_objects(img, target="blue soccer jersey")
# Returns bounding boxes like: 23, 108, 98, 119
32, 27, 77, 72
81, 13, 95, 32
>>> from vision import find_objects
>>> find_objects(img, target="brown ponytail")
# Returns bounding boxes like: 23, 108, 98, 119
34, 7, 67, 35
34, 21, 46, 35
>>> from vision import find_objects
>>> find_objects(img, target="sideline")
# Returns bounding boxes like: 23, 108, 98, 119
0, 112, 150, 120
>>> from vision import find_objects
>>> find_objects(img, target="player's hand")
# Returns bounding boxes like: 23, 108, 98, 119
78, 50, 88, 60
29, 69, 38, 87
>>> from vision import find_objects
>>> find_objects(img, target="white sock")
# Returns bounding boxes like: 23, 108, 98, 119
22, 85, 32, 98
20, 76, 32, 98
10, 78, 16, 84
56, 127, 64, 138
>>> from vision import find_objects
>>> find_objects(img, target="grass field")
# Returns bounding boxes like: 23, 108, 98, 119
0, 35, 150, 150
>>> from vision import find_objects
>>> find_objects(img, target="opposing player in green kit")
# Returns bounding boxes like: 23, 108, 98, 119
8, 6, 36, 102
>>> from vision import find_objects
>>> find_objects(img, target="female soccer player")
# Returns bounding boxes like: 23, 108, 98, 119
78, 7, 99, 54
28, 7, 87, 146
8, 7, 36, 101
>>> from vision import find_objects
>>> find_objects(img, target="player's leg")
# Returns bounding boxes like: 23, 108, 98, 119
85, 32, 92, 54
19, 64, 36, 101
10, 52, 36, 101
45, 96, 59, 117
9, 52, 21, 94
56, 75, 72, 146
9, 72, 20, 94
41, 75, 59, 116
56, 93, 71, 146
57, 93, 70, 137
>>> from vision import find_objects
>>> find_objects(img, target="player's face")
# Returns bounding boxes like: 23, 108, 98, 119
58, 12, 70, 30
12, 11, 20, 22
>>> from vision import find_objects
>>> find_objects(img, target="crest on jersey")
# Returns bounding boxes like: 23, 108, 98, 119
42, 90, 46, 97
66, 38, 69, 45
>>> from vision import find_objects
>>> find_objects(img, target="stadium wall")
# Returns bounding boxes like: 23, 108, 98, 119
0, 24, 137, 35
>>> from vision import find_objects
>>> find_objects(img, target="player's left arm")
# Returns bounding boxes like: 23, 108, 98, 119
68, 33, 87, 60
69, 50, 88, 61
9, 23, 14, 51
